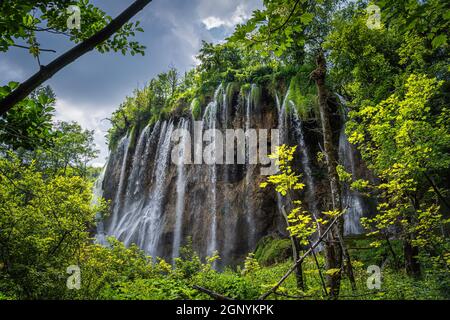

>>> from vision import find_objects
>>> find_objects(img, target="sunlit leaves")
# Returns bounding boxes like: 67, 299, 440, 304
0, 154, 106, 298
348, 74, 449, 250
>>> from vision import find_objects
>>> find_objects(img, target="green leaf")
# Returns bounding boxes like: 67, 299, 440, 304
431, 34, 447, 49
300, 13, 314, 25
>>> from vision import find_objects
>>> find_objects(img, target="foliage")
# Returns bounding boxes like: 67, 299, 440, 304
35, 121, 99, 177
287, 71, 318, 119
254, 236, 292, 266
260, 145, 305, 196
261, 145, 341, 245
0, 0, 145, 56
378, 0, 450, 50
100, 278, 197, 300
0, 154, 106, 299
0, 84, 55, 150
348, 75, 450, 253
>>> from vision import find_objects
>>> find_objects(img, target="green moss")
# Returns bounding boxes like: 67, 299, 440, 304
190, 98, 201, 120
250, 84, 262, 107
254, 236, 292, 266
128, 125, 137, 150
225, 82, 240, 106
287, 73, 318, 118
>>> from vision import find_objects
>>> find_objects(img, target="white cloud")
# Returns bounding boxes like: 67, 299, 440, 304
201, 4, 253, 30
202, 16, 227, 30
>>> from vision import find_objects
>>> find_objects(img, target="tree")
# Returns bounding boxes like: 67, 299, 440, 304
0, 84, 56, 151
36, 121, 99, 177
261, 145, 335, 295
0, 0, 152, 115
0, 154, 106, 299
347, 74, 450, 277
326, 2, 450, 277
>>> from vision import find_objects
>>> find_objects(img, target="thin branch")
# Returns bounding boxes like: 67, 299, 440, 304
308, 239, 328, 296
12, 44, 56, 53
249, 0, 302, 43
423, 172, 450, 210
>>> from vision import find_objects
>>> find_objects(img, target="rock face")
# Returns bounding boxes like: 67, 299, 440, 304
99, 84, 370, 267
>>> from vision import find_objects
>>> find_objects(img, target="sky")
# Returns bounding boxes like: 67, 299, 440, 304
0, 0, 263, 167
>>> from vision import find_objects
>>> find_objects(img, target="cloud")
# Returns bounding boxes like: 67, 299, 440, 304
202, 16, 227, 30
54, 98, 111, 167
201, 3, 256, 31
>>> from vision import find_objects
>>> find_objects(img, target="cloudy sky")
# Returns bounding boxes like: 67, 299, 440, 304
0, 0, 262, 166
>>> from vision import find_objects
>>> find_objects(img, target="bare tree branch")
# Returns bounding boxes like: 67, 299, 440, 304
192, 285, 234, 300
12, 44, 57, 53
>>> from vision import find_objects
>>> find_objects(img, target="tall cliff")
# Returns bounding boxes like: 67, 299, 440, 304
96, 83, 373, 267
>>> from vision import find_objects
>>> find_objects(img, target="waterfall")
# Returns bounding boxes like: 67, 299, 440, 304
278, 89, 289, 144
96, 83, 366, 264
335, 95, 365, 235
276, 90, 289, 237
139, 121, 174, 257
172, 118, 189, 260
111, 121, 161, 246
127, 124, 151, 199
108, 135, 130, 232
202, 85, 223, 257
290, 106, 319, 218
339, 125, 365, 235
103, 120, 176, 258
221, 85, 233, 262
113, 123, 154, 239
245, 84, 257, 249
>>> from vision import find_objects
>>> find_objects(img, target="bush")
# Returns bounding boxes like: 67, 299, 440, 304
254, 236, 292, 266
100, 278, 197, 300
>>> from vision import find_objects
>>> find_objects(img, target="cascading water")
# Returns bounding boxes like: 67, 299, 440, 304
335, 94, 365, 235
138, 121, 174, 257
97, 83, 368, 265
172, 118, 189, 260
108, 135, 130, 232
111, 121, 161, 246
290, 105, 319, 219
127, 124, 151, 199
203, 85, 222, 257
245, 84, 257, 249
339, 125, 365, 235
277, 90, 289, 144
105, 120, 175, 258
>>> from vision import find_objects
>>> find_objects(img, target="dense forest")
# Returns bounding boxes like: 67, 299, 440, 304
0, 0, 449, 301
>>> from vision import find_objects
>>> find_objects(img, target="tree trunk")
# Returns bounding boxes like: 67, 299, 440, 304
385, 235, 400, 270
280, 202, 305, 290
404, 238, 421, 277
337, 232, 357, 292
405, 195, 422, 278
310, 50, 344, 299
0, 0, 153, 115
